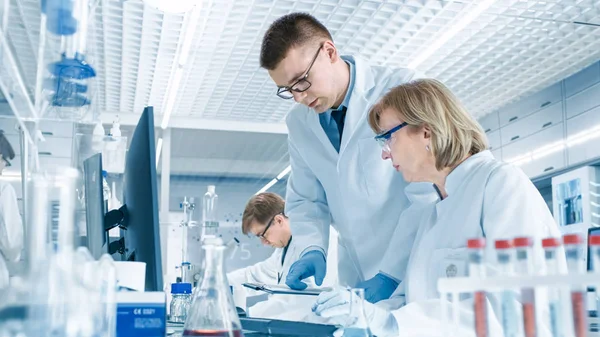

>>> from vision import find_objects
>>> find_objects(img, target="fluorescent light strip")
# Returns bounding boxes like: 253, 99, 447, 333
506, 123, 600, 166
256, 165, 292, 194
277, 165, 291, 180
257, 179, 278, 195
407, 0, 498, 69
156, 137, 163, 167
160, 3, 203, 130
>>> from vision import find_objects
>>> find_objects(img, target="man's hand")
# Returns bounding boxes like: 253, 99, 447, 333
285, 250, 326, 290
355, 272, 399, 303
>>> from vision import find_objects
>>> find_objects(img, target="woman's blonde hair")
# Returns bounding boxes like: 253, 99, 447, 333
368, 78, 488, 171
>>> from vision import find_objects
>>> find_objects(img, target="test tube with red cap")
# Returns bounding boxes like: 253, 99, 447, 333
542, 237, 568, 337
495, 239, 522, 337
468, 238, 487, 337
590, 235, 600, 336
563, 233, 587, 337
514, 237, 536, 337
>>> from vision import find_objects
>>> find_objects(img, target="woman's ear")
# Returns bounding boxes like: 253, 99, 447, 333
422, 124, 432, 141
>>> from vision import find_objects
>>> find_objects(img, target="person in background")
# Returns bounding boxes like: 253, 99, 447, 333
260, 12, 432, 305
313, 79, 564, 336
227, 192, 337, 320
227, 192, 294, 288
0, 131, 23, 288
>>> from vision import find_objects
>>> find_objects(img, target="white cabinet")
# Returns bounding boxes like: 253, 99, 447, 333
502, 123, 565, 178
478, 111, 500, 133
566, 82, 600, 119
498, 82, 562, 127
38, 120, 74, 138
566, 105, 600, 166
500, 102, 562, 147
565, 62, 600, 98
37, 137, 73, 158
486, 130, 501, 151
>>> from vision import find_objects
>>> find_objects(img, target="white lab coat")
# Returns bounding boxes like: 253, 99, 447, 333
227, 231, 339, 321
386, 151, 564, 337
0, 181, 23, 288
285, 55, 420, 286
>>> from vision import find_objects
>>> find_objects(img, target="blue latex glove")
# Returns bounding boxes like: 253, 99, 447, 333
312, 289, 398, 336
355, 272, 399, 303
285, 250, 326, 290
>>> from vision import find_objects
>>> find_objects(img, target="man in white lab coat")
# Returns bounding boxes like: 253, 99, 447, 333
260, 12, 424, 304
0, 131, 23, 289
227, 192, 337, 320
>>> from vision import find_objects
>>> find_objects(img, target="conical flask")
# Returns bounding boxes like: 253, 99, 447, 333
183, 237, 243, 337
342, 288, 374, 337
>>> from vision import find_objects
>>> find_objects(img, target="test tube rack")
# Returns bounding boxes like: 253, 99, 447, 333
437, 273, 600, 337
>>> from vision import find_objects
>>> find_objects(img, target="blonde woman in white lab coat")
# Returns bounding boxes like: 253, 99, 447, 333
313, 79, 565, 337
0, 131, 23, 289
227, 192, 337, 321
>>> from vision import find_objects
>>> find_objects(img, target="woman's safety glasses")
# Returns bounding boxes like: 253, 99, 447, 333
374, 122, 408, 153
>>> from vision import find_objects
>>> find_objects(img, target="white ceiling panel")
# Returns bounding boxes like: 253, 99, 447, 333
3, 0, 600, 181
6, 0, 600, 124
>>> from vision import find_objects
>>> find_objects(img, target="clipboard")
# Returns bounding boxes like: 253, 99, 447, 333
242, 283, 332, 296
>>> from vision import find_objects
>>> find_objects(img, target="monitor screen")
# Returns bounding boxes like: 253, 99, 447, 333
83, 152, 108, 259
122, 106, 163, 291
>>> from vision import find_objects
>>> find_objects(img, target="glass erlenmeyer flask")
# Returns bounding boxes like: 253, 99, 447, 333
343, 288, 373, 337
183, 237, 243, 337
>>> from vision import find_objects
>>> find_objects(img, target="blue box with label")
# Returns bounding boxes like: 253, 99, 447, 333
116, 292, 166, 337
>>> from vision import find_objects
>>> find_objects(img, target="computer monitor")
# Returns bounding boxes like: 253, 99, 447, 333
122, 106, 163, 292
83, 152, 108, 259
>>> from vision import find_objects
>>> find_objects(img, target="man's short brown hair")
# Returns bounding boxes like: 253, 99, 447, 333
260, 12, 333, 70
242, 192, 285, 235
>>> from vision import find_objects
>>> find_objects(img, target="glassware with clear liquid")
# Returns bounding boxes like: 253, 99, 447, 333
342, 288, 373, 337
183, 237, 243, 337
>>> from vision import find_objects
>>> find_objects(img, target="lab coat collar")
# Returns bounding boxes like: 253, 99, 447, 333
308, 55, 375, 158
444, 150, 494, 196
338, 55, 374, 156
404, 182, 439, 204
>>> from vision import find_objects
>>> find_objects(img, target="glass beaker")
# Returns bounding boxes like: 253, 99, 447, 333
183, 237, 243, 337
343, 288, 373, 337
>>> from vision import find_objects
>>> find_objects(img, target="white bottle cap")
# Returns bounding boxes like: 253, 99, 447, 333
110, 117, 122, 137
207, 185, 215, 193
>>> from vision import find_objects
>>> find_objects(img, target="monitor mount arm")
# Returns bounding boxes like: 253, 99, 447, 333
104, 204, 128, 231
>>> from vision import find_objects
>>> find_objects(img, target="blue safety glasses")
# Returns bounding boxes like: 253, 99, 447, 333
374, 122, 408, 151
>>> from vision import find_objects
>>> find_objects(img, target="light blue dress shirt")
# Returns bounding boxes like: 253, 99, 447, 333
319, 58, 356, 152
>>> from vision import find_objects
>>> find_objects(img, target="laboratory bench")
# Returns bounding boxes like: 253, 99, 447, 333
167, 317, 338, 337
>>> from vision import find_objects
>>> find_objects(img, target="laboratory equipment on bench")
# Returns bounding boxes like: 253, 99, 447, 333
180, 196, 197, 283
513, 237, 537, 337
342, 288, 373, 337
564, 233, 588, 337
170, 282, 192, 323
543, 237, 572, 337
202, 185, 219, 240
494, 239, 523, 337
438, 236, 600, 337
183, 237, 244, 337
467, 238, 488, 337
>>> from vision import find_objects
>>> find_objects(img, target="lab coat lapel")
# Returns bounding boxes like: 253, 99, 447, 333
338, 56, 375, 158
307, 109, 339, 160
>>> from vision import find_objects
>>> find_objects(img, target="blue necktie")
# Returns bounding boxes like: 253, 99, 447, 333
331, 106, 347, 150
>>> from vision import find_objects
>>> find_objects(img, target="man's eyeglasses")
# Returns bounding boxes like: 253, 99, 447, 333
276, 44, 323, 99
374, 122, 408, 153
258, 212, 283, 239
